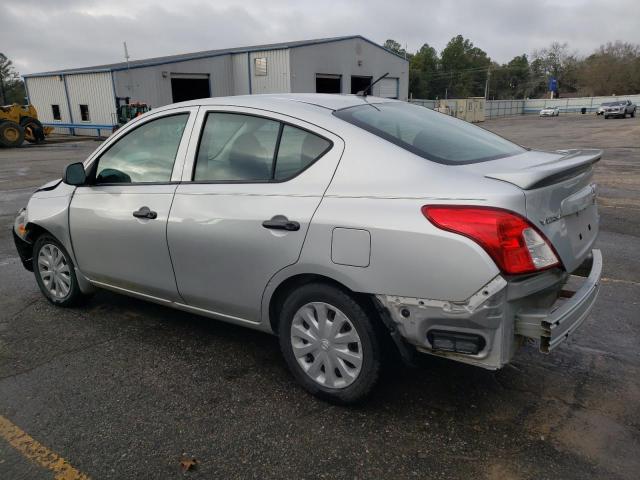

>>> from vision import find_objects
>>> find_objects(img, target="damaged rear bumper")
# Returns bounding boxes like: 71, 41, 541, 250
375, 249, 602, 369
515, 249, 602, 353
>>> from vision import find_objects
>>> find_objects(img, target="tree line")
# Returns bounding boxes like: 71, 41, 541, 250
385, 36, 640, 100
0, 53, 26, 105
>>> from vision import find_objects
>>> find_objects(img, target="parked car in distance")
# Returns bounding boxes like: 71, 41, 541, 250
539, 106, 560, 117
599, 100, 636, 119
13, 94, 602, 404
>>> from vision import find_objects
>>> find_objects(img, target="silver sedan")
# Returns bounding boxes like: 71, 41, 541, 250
13, 94, 602, 403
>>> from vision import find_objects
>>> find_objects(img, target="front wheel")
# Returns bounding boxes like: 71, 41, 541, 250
33, 235, 85, 306
278, 283, 382, 404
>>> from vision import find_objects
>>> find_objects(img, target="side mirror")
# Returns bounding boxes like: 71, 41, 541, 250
62, 162, 87, 186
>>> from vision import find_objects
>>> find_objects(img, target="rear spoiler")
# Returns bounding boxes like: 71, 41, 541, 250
485, 149, 602, 190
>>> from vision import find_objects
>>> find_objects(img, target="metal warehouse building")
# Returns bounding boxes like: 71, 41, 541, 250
24, 35, 408, 136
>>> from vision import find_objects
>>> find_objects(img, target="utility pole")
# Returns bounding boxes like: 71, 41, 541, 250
123, 41, 132, 94
484, 67, 490, 99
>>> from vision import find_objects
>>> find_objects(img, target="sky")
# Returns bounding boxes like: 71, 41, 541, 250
2, 0, 639, 75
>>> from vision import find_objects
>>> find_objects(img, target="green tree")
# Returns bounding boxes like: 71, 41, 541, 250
409, 43, 439, 98
531, 42, 580, 96
0, 53, 26, 105
439, 35, 491, 98
383, 39, 407, 58
489, 54, 531, 99
578, 41, 640, 95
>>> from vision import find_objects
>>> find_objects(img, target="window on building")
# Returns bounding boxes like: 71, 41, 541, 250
51, 105, 61, 121
79, 104, 90, 122
254, 57, 267, 76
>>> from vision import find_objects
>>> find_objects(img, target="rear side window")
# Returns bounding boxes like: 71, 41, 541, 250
334, 102, 524, 164
193, 113, 331, 182
95, 113, 188, 184
194, 113, 279, 181
275, 125, 331, 180
52, 104, 61, 120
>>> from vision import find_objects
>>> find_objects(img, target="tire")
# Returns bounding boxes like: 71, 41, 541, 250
33, 234, 85, 306
0, 121, 25, 147
20, 117, 45, 144
604, 115, 609, 119
278, 283, 382, 404
631, 110, 635, 118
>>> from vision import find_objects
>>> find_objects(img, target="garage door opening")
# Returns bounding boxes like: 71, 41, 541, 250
316, 74, 341, 94
171, 74, 210, 103
351, 76, 372, 94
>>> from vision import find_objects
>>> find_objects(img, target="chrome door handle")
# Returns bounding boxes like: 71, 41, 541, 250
132, 206, 157, 219
262, 215, 300, 231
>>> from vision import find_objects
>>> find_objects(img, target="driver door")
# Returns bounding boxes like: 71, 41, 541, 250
69, 107, 197, 300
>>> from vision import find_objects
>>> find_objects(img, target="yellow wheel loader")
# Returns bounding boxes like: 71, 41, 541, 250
0, 104, 53, 147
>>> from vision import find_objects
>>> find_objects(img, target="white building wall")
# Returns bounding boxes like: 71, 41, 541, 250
249, 49, 291, 94
112, 55, 234, 108
289, 38, 409, 100
231, 53, 250, 95
24, 75, 73, 134
65, 72, 116, 135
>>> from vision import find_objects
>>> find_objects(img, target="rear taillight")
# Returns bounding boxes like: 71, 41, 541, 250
422, 205, 560, 275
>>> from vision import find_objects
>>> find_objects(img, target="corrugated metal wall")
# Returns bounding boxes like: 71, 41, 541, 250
231, 53, 250, 95
289, 38, 409, 100
485, 100, 524, 118
113, 55, 234, 108
65, 72, 116, 135
24, 75, 73, 134
249, 49, 291, 94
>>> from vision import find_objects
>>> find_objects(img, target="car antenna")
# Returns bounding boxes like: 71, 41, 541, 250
357, 72, 390, 97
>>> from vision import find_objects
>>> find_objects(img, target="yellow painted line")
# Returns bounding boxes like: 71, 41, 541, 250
0, 415, 90, 480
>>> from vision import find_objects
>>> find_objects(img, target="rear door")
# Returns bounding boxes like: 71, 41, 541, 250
167, 106, 344, 322
69, 107, 197, 300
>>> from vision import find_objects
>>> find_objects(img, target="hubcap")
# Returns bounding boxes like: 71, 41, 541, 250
37, 244, 71, 299
290, 302, 363, 389
5, 127, 19, 142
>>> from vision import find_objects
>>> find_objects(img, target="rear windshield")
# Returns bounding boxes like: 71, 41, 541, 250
333, 102, 525, 165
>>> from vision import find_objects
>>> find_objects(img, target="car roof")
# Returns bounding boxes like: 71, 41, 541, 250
155, 93, 398, 115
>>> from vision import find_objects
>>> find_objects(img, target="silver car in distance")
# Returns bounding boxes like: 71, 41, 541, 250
13, 94, 602, 404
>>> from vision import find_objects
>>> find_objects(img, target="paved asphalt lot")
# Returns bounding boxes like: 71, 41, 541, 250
1, 114, 639, 479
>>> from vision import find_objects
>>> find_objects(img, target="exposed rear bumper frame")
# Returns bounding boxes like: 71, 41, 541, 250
515, 249, 602, 353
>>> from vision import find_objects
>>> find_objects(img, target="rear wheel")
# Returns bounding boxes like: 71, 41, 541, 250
33, 235, 85, 306
278, 283, 382, 404
604, 115, 609, 119
0, 121, 25, 147
631, 110, 635, 118
20, 117, 45, 144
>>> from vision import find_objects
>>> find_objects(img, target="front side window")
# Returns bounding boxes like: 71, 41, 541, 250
95, 114, 188, 184
334, 102, 525, 165
193, 113, 332, 182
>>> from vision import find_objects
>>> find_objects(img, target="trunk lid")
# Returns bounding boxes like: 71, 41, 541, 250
463, 149, 601, 273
